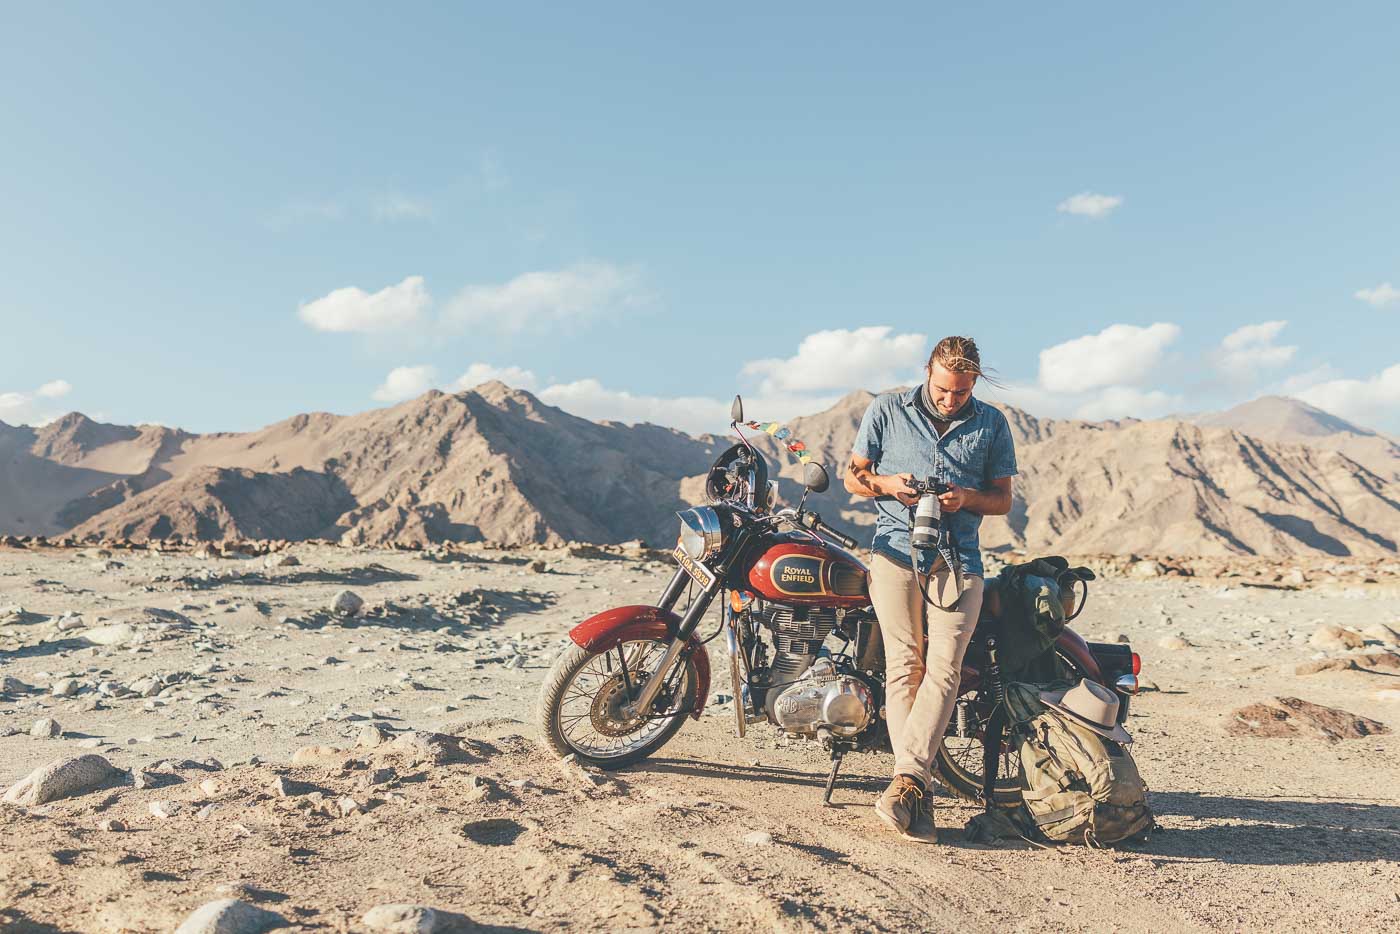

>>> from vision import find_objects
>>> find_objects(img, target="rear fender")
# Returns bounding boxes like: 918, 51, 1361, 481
1054, 627, 1104, 682
956, 626, 1104, 696
568, 605, 712, 720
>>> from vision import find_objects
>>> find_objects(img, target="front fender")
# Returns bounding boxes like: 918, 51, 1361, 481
569, 605, 712, 720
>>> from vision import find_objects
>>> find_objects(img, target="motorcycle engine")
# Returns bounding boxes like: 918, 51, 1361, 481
762, 605, 838, 691
768, 657, 875, 738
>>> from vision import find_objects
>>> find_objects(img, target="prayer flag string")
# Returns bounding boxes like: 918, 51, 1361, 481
743, 421, 815, 464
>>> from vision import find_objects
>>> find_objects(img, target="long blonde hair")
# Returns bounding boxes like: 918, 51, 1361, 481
926, 335, 1001, 386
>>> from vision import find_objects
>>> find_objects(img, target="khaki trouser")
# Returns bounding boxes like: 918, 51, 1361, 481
868, 552, 985, 787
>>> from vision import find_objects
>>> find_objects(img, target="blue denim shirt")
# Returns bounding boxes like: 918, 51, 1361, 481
851, 388, 1018, 577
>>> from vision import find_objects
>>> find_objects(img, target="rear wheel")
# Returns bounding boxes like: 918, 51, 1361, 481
536, 637, 698, 770
933, 650, 1089, 807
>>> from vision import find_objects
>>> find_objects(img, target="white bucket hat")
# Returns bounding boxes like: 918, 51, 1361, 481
1038, 679, 1133, 744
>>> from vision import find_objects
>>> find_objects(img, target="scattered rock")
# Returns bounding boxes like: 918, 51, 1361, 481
1227, 697, 1389, 742
30, 717, 62, 738
98, 819, 126, 832
1281, 568, 1307, 587
50, 678, 80, 697
1156, 636, 1191, 651
1128, 560, 1164, 579
361, 904, 440, 934
358, 722, 392, 747
1295, 659, 1359, 676
263, 553, 301, 568
1358, 652, 1400, 671
529, 559, 548, 573
2, 755, 124, 805
1362, 622, 1400, 644
381, 731, 473, 767
2, 674, 35, 696
175, 898, 287, 934
743, 831, 774, 846
291, 744, 345, 767
1309, 624, 1365, 650
1103, 632, 1130, 644
82, 623, 137, 647
200, 779, 222, 796
149, 800, 182, 819
332, 590, 365, 617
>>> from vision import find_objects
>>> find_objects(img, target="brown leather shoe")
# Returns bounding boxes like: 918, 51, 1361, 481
905, 794, 937, 841
874, 775, 924, 834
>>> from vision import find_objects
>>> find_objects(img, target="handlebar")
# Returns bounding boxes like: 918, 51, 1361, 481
799, 511, 858, 550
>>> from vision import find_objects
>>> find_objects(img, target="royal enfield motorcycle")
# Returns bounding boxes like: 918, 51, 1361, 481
537, 397, 1142, 806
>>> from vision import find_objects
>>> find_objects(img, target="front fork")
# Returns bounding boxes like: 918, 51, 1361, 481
626, 566, 719, 717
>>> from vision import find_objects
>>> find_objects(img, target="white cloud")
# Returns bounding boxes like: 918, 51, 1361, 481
372, 365, 438, 402
1038, 322, 1180, 393
442, 263, 646, 333
299, 275, 432, 334
1073, 386, 1184, 421
0, 379, 74, 425
447, 363, 539, 392
372, 193, 433, 221
1057, 191, 1124, 219
1218, 320, 1297, 372
742, 326, 927, 395
1355, 282, 1400, 308
1296, 363, 1400, 431
538, 379, 730, 436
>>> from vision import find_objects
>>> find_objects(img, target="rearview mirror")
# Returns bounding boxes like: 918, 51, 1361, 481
730, 395, 744, 423
803, 462, 830, 494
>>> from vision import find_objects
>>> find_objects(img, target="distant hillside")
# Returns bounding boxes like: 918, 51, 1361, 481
1190, 395, 1399, 481
1, 386, 1396, 558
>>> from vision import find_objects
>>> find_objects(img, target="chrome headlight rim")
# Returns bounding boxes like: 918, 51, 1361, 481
677, 506, 724, 560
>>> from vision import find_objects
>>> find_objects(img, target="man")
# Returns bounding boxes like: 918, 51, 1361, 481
845, 335, 1017, 838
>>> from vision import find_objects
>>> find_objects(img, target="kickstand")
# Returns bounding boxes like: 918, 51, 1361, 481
822, 749, 845, 807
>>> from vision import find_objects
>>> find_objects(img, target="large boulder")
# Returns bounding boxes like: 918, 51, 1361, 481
175, 898, 287, 934
3, 754, 124, 806
1227, 697, 1389, 743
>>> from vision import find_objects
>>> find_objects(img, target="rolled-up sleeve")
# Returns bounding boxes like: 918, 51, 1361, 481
852, 398, 885, 465
986, 412, 1018, 480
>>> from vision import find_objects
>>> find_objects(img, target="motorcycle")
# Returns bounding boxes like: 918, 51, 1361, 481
537, 396, 1142, 806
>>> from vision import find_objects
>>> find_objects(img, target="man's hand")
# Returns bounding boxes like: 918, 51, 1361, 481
938, 485, 969, 513
880, 473, 920, 507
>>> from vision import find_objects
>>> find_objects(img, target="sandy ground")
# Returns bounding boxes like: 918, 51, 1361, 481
1, 544, 1398, 932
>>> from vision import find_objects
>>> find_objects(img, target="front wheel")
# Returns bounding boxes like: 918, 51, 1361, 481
536, 637, 699, 770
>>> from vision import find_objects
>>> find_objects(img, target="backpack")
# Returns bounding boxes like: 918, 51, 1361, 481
1005, 682, 1155, 846
986, 557, 1095, 683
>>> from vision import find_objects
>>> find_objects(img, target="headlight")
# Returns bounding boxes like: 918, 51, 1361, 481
677, 506, 724, 560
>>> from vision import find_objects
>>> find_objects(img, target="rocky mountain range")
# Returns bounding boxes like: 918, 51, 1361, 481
1, 383, 1396, 558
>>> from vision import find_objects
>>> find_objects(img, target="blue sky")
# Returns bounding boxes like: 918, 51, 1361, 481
2, 3, 1398, 435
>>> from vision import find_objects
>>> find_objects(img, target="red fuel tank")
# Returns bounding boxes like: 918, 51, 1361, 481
746, 538, 870, 607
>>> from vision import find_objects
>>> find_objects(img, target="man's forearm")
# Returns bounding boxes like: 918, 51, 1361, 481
962, 487, 1012, 516
845, 458, 885, 498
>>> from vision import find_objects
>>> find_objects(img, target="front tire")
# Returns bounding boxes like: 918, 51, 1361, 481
536, 638, 698, 770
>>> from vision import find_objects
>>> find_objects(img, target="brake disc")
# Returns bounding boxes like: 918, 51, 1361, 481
589, 675, 646, 737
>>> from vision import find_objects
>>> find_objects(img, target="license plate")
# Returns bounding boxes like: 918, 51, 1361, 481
673, 543, 717, 591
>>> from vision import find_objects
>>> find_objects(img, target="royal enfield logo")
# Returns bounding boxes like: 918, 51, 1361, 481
771, 556, 825, 596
